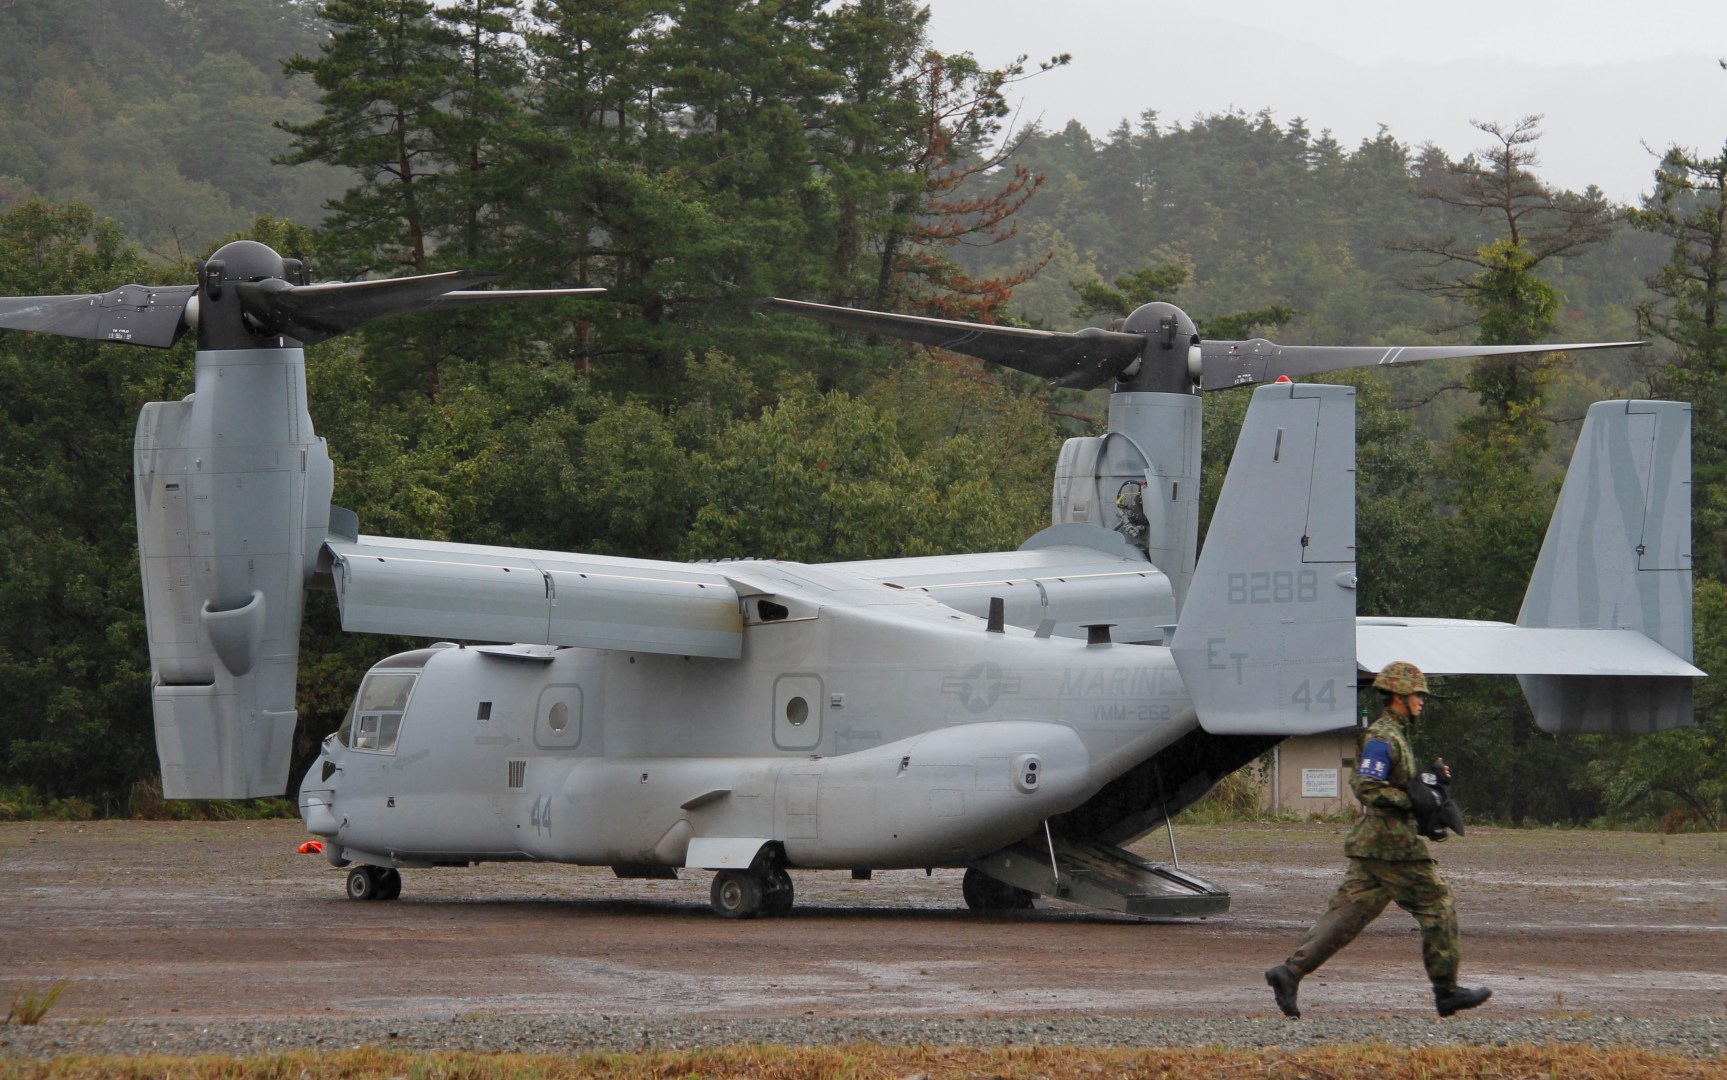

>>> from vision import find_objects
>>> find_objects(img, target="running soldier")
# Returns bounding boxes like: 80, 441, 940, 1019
1264, 661, 1491, 1018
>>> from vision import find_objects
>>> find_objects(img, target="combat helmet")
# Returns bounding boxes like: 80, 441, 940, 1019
1372, 660, 1430, 696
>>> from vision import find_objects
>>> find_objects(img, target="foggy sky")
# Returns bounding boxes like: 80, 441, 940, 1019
922, 0, 1727, 205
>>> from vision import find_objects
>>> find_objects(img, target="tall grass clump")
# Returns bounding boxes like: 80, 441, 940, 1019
6, 982, 65, 1026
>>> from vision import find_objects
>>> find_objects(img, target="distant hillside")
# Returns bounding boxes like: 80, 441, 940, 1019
0, 0, 341, 257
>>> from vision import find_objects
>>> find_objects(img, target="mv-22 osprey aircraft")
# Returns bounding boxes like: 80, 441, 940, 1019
0, 241, 1701, 918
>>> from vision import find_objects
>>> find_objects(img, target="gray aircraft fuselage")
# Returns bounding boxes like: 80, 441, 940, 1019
303, 558, 1194, 872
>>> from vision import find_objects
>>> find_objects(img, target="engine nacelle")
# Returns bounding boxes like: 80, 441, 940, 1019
133, 346, 332, 798
1050, 391, 1201, 610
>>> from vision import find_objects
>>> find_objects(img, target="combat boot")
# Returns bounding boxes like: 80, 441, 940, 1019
1434, 985, 1491, 1017
1265, 964, 1301, 1018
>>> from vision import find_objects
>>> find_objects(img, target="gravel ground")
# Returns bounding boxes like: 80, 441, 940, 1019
3, 820, 1724, 1060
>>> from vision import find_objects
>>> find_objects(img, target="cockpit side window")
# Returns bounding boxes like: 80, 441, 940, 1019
340, 671, 418, 754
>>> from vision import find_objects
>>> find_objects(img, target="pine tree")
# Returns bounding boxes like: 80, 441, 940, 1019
1629, 142, 1727, 574
433, 0, 527, 261
1393, 116, 1613, 452
278, 0, 460, 271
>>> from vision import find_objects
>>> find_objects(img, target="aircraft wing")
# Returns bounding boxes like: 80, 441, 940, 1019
1357, 617, 1703, 678
829, 524, 1176, 643
324, 536, 744, 658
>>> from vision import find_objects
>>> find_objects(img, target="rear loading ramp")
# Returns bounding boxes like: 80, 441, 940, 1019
1052, 726, 1280, 848
969, 834, 1229, 918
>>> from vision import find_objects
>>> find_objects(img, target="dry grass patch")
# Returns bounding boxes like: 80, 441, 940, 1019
2, 1044, 1726, 1079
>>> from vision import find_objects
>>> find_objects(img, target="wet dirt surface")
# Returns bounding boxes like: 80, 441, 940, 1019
2, 820, 1724, 1022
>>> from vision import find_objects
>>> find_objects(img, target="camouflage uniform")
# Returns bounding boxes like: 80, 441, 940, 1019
1281, 708, 1462, 993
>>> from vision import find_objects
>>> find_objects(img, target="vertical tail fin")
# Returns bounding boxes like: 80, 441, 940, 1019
1517, 400, 1694, 733
1171, 383, 1359, 735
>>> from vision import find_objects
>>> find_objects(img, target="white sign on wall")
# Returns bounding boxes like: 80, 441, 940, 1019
1301, 768, 1340, 799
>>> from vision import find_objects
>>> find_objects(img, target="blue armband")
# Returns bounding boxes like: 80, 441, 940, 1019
1358, 738, 1392, 781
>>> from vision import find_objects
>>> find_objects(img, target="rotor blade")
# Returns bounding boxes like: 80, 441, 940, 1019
238, 270, 502, 344
762, 297, 1146, 388
0, 284, 196, 348
240, 276, 607, 344
1198, 337, 1648, 392
432, 287, 606, 307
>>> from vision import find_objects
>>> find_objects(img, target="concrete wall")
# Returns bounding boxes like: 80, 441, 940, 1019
1260, 729, 1361, 818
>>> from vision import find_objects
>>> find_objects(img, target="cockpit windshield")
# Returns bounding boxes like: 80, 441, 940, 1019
336, 671, 418, 753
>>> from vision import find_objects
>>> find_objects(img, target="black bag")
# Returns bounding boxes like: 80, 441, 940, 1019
1406, 760, 1466, 841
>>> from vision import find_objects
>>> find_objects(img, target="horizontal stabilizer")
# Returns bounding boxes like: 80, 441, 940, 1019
327, 536, 743, 658
1171, 383, 1359, 735
1358, 618, 1703, 678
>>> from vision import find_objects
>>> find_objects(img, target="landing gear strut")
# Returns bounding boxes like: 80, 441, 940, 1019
710, 863, 795, 919
345, 864, 402, 901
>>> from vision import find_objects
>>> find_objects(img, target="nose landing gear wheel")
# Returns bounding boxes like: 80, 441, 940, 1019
710, 869, 765, 918
346, 865, 403, 901
346, 865, 380, 900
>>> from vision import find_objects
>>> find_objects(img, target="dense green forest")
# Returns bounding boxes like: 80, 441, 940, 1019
0, 0, 1723, 830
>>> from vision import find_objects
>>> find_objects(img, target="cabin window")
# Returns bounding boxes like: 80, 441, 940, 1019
534, 685, 582, 751
773, 673, 823, 750
341, 670, 418, 754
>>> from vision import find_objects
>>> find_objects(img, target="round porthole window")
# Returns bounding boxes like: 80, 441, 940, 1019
785, 696, 809, 726
548, 701, 569, 732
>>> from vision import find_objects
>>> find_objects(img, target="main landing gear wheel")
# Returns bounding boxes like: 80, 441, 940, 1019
346, 865, 402, 901
962, 867, 1036, 912
710, 869, 765, 919
763, 866, 794, 916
